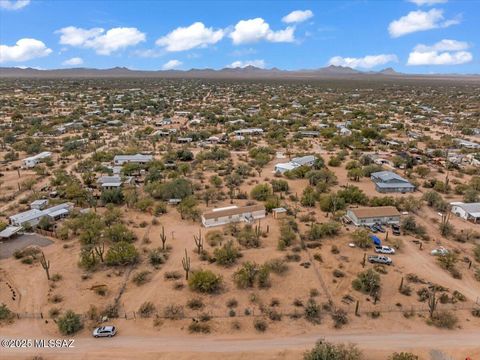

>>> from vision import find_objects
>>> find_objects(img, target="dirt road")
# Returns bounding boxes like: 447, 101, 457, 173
1, 327, 479, 359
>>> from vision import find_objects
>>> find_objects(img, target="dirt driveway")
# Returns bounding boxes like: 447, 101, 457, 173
0, 234, 53, 259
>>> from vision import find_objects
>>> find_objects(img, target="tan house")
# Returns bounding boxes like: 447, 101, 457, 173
346, 206, 400, 226
201, 204, 266, 228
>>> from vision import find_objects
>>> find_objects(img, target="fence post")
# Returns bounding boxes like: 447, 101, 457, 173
355, 301, 359, 316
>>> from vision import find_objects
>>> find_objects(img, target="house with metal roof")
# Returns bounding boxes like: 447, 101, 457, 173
97, 175, 133, 189
113, 154, 153, 166
201, 204, 266, 228
347, 206, 401, 226
370, 171, 415, 193
22, 151, 52, 168
9, 202, 74, 228
450, 202, 480, 223
274, 155, 316, 174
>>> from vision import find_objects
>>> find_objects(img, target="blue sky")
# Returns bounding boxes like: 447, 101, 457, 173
0, 0, 479, 73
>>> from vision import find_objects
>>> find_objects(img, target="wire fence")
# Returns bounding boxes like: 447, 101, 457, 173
12, 301, 479, 322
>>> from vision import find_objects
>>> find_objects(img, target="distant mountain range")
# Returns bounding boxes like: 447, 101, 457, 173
0, 65, 478, 80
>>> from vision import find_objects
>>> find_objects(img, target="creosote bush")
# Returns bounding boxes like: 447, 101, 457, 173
188, 269, 222, 293
57, 310, 83, 335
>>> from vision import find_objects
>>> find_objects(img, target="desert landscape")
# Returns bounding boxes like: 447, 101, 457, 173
0, 73, 478, 360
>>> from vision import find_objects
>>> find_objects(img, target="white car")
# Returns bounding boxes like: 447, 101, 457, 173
375, 246, 396, 254
431, 247, 448, 256
93, 326, 117, 338
368, 255, 393, 265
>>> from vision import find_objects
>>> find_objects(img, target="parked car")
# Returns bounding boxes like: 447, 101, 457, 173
368, 225, 378, 233
373, 223, 386, 233
368, 255, 392, 265
391, 224, 401, 236
375, 246, 396, 254
431, 247, 449, 256
93, 326, 117, 338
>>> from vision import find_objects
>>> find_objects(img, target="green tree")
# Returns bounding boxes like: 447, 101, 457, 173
250, 184, 272, 201
106, 241, 139, 266
304, 340, 362, 360
57, 310, 83, 335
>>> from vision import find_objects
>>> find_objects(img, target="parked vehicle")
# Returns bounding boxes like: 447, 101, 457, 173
93, 326, 117, 338
368, 255, 392, 265
368, 225, 378, 233
431, 247, 449, 256
375, 246, 396, 254
374, 223, 386, 233
391, 224, 401, 236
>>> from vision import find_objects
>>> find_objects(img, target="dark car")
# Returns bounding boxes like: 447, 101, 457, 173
374, 223, 386, 233
391, 224, 401, 235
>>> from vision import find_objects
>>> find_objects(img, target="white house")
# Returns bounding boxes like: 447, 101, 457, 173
9, 202, 74, 228
113, 154, 153, 166
22, 151, 52, 168
233, 128, 263, 136
347, 206, 401, 226
201, 204, 266, 228
97, 175, 133, 189
274, 155, 316, 174
450, 202, 480, 223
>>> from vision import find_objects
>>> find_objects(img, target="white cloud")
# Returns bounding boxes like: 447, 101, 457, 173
56, 26, 145, 55
156, 22, 224, 52
282, 10, 313, 23
227, 59, 266, 68
62, 57, 83, 66
132, 49, 163, 58
230, 18, 295, 45
388, 9, 460, 37
407, 39, 472, 65
0, 0, 30, 10
162, 59, 183, 70
328, 54, 398, 69
408, 0, 447, 5
0, 38, 52, 63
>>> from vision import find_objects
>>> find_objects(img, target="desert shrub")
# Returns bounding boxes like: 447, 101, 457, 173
104, 223, 136, 243
49, 307, 61, 318
352, 269, 381, 296
333, 269, 345, 278
164, 271, 182, 280
188, 321, 210, 333
105, 241, 139, 266
188, 269, 222, 293
233, 262, 258, 288
57, 310, 83, 335
331, 308, 348, 328
206, 230, 224, 246
257, 264, 271, 288
138, 302, 156, 318
351, 228, 371, 249
474, 244, 480, 263
304, 340, 362, 360
214, 240, 241, 267
471, 308, 480, 317
430, 311, 458, 329
0, 303, 13, 322
149, 248, 168, 267
308, 222, 341, 240
132, 270, 152, 286
304, 298, 321, 324
278, 223, 297, 250
389, 352, 419, 360
399, 285, 412, 296
265, 258, 289, 275
227, 298, 238, 308
163, 304, 184, 320
101, 303, 119, 318
187, 298, 204, 310
253, 319, 268, 332
250, 184, 272, 201
236, 224, 261, 248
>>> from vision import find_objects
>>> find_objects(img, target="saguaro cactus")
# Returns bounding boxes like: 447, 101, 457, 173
182, 249, 190, 280
194, 229, 203, 254
40, 251, 50, 280
428, 289, 438, 319
160, 226, 167, 250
